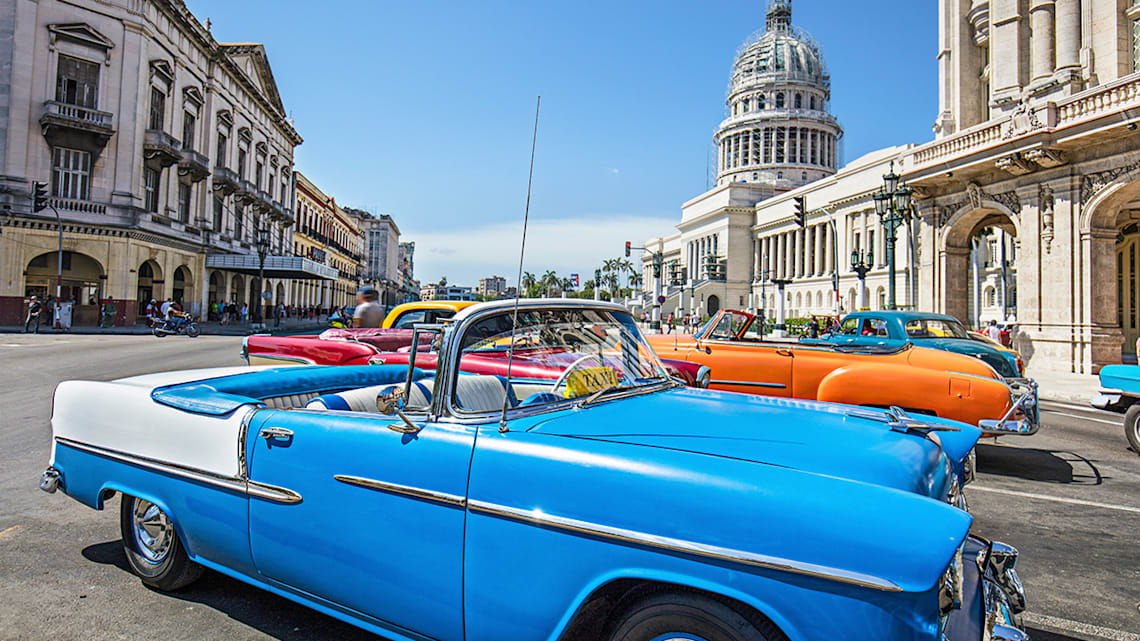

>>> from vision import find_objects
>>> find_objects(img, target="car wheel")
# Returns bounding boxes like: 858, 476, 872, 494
1124, 405, 1140, 456
119, 495, 202, 591
607, 591, 784, 641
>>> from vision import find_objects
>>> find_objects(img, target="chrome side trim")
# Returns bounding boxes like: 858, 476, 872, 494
333, 475, 466, 509
54, 436, 301, 505
466, 499, 904, 593
247, 480, 303, 504
237, 407, 257, 478
246, 353, 315, 366
710, 379, 787, 389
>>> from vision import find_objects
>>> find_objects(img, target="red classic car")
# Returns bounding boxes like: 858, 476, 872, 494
243, 326, 711, 388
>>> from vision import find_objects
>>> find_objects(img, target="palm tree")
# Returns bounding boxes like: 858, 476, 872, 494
542, 270, 559, 296
438, 276, 447, 286
521, 271, 536, 297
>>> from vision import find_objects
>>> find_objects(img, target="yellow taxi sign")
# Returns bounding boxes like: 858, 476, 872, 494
563, 366, 618, 398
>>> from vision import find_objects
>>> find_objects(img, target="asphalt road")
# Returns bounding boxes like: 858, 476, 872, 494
0, 334, 1136, 641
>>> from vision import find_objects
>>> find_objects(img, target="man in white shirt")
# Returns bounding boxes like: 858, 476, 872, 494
160, 298, 172, 318
352, 286, 385, 328
985, 319, 1002, 343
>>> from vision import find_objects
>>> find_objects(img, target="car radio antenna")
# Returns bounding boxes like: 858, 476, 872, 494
500, 95, 541, 432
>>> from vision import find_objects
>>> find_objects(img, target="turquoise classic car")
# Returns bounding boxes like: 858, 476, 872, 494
1092, 364, 1140, 455
40, 299, 1027, 641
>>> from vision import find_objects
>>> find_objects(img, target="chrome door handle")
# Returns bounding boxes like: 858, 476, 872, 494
260, 427, 293, 441
775, 349, 793, 357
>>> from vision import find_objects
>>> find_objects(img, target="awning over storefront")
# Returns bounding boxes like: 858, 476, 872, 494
206, 254, 338, 280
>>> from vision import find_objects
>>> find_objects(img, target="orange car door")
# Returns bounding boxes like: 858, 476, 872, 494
700, 337, 794, 397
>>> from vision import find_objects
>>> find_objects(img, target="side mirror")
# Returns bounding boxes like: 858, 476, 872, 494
376, 387, 422, 434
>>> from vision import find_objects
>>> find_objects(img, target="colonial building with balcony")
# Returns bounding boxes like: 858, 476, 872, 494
292, 172, 364, 310
0, 0, 325, 325
347, 209, 403, 307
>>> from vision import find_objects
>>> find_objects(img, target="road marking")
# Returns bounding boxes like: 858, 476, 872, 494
971, 486, 1140, 514
0, 525, 21, 537
1043, 410, 1122, 426
1025, 612, 1140, 641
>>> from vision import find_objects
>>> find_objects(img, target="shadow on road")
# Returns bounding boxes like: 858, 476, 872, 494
976, 444, 1104, 485
82, 541, 383, 641
1026, 628, 1086, 641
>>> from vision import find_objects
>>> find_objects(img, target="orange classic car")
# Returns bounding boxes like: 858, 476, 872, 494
647, 309, 1038, 437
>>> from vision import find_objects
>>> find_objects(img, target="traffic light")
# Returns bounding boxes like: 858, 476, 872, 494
625, 241, 631, 257
793, 196, 807, 229
32, 181, 49, 212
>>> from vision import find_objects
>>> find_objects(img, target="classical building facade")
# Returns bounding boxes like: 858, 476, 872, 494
292, 171, 363, 310
645, 0, 1140, 374
398, 241, 418, 302
904, 0, 1140, 372
477, 275, 507, 299
0, 0, 330, 325
349, 209, 402, 306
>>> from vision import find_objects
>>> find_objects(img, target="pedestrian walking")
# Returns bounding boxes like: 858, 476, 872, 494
352, 286, 385, 328
807, 315, 820, 338
985, 319, 1002, 343
275, 302, 284, 327
24, 295, 42, 333
240, 303, 249, 323
666, 312, 675, 334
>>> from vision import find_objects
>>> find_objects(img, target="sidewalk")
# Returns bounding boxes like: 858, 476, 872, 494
0, 317, 328, 337
1027, 366, 1100, 405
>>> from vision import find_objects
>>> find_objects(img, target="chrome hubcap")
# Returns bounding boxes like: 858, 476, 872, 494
131, 499, 173, 563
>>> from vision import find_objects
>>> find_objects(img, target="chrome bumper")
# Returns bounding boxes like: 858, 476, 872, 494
980, 540, 1028, 640
39, 466, 62, 493
978, 378, 1039, 436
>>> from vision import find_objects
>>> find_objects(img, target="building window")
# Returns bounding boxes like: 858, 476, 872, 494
213, 196, 224, 230
177, 181, 191, 222
1133, 18, 1140, 72
776, 92, 785, 109
810, 95, 817, 110
238, 147, 248, 179
255, 159, 264, 189
148, 87, 165, 130
55, 54, 99, 108
758, 94, 766, 109
52, 147, 91, 200
182, 112, 196, 151
216, 132, 228, 168
984, 287, 997, 307
801, 171, 808, 180
144, 167, 159, 212
794, 93, 802, 109
234, 205, 244, 240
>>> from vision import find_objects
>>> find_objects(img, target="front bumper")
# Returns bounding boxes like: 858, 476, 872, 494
1091, 389, 1129, 413
944, 536, 1028, 641
978, 378, 1039, 436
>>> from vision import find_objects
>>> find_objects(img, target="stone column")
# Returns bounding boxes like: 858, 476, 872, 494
1054, 0, 1080, 73
1030, 1, 1056, 82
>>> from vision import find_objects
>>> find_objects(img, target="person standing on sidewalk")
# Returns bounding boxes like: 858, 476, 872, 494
24, 296, 42, 333
352, 286, 385, 328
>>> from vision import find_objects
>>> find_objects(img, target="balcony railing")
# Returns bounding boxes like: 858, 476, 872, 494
48, 197, 106, 214
144, 129, 182, 168
178, 148, 210, 182
910, 73, 1140, 169
41, 101, 113, 131
211, 166, 240, 195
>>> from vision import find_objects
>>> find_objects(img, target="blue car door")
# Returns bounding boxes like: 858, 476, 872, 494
245, 408, 474, 641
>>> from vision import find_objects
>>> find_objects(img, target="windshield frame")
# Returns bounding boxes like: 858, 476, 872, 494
440, 301, 677, 422
904, 316, 971, 340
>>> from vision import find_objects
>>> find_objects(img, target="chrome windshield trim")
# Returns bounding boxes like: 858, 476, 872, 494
237, 407, 258, 478
333, 474, 466, 509
55, 436, 301, 505
466, 499, 904, 593
710, 379, 787, 389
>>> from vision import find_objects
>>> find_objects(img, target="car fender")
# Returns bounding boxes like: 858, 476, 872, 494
547, 568, 807, 641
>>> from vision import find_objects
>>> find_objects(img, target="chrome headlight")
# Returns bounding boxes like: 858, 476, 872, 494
963, 447, 976, 486
947, 477, 969, 512
938, 544, 964, 618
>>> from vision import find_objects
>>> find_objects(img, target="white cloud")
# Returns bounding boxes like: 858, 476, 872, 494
610, 168, 620, 175
407, 214, 676, 285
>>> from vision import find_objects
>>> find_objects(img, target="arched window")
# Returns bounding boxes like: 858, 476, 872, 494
801, 171, 808, 181
777, 171, 783, 179
794, 94, 802, 109
984, 287, 997, 307
743, 99, 750, 112
876, 287, 886, 310
776, 93, 785, 108
758, 95, 766, 109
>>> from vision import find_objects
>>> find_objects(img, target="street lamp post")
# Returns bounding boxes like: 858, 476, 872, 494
871, 162, 914, 310
850, 247, 873, 311
756, 267, 770, 338
254, 223, 270, 327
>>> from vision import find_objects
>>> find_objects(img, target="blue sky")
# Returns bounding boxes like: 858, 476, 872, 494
186, 0, 938, 286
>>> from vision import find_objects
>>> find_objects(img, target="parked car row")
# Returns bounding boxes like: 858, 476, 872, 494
41, 299, 1029, 641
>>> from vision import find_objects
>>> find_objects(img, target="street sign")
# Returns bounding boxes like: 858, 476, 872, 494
657, 295, 666, 304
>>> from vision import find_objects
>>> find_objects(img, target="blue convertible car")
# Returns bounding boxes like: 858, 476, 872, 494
41, 299, 1027, 641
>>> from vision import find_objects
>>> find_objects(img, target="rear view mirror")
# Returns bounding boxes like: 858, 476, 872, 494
376, 387, 422, 435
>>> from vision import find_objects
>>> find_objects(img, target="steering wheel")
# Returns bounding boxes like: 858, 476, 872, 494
550, 353, 606, 396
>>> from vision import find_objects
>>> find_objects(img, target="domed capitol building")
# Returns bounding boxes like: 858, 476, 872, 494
642, 0, 1140, 375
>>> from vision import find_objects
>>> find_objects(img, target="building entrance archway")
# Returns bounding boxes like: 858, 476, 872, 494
136, 260, 162, 312
939, 203, 1020, 329
25, 251, 104, 325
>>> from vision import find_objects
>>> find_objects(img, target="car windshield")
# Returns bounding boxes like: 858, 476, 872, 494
704, 311, 753, 340
905, 317, 971, 339
454, 307, 672, 412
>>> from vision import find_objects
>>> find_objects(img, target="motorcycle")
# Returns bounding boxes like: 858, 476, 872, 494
152, 315, 201, 338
